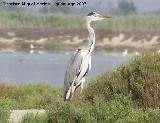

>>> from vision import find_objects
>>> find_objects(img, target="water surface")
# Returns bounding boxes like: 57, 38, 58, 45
0, 53, 133, 87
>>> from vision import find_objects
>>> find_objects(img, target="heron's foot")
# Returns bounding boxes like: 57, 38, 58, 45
80, 79, 84, 94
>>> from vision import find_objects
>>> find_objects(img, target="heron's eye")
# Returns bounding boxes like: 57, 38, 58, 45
94, 14, 98, 17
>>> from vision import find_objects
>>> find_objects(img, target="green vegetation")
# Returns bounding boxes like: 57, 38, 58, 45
0, 83, 62, 109
0, 98, 12, 123
21, 113, 48, 123
85, 52, 160, 108
0, 83, 61, 122
0, 11, 160, 31
1, 53, 160, 123
48, 95, 160, 123
47, 52, 160, 123
0, 11, 83, 28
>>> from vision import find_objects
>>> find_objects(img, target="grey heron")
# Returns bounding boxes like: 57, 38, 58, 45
64, 12, 111, 101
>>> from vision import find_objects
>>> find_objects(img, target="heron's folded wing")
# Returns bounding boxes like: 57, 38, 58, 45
64, 49, 84, 87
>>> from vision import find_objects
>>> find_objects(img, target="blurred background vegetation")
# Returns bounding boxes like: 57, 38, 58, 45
0, 0, 160, 31
0, 11, 160, 31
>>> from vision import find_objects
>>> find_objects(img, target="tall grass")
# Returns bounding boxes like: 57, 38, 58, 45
0, 11, 160, 31
0, 11, 84, 28
96, 15, 160, 31
0, 83, 62, 109
0, 98, 12, 123
21, 113, 48, 123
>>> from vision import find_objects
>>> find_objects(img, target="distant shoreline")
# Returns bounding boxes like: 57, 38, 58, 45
0, 28, 159, 54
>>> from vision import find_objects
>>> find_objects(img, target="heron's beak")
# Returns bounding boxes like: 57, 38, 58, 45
100, 15, 112, 19
100, 16, 112, 19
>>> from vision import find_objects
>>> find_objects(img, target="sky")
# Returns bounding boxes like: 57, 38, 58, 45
87, 0, 160, 12
134, 0, 160, 12
70, 0, 160, 15
2, 0, 160, 13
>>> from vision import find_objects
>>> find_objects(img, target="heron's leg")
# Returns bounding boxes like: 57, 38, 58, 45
80, 77, 85, 94
72, 86, 76, 93
80, 84, 83, 94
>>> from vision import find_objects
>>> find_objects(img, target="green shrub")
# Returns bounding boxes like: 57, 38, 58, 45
47, 52, 160, 123
91, 95, 160, 123
48, 95, 160, 123
85, 52, 160, 108
48, 99, 82, 123
117, 108, 160, 123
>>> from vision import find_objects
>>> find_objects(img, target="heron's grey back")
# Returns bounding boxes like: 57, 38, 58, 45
64, 49, 83, 89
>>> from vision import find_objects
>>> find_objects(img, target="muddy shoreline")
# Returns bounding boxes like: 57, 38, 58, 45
0, 28, 159, 54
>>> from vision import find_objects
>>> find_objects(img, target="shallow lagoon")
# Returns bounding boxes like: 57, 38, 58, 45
0, 53, 133, 87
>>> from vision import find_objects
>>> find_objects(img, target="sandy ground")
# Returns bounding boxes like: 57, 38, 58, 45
9, 109, 46, 123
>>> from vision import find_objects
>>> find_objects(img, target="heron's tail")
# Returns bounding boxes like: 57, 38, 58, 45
64, 86, 76, 101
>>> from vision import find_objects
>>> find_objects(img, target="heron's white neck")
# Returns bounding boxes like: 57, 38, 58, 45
86, 18, 95, 54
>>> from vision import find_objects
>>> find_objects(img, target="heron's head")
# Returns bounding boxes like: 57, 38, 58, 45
86, 12, 112, 22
